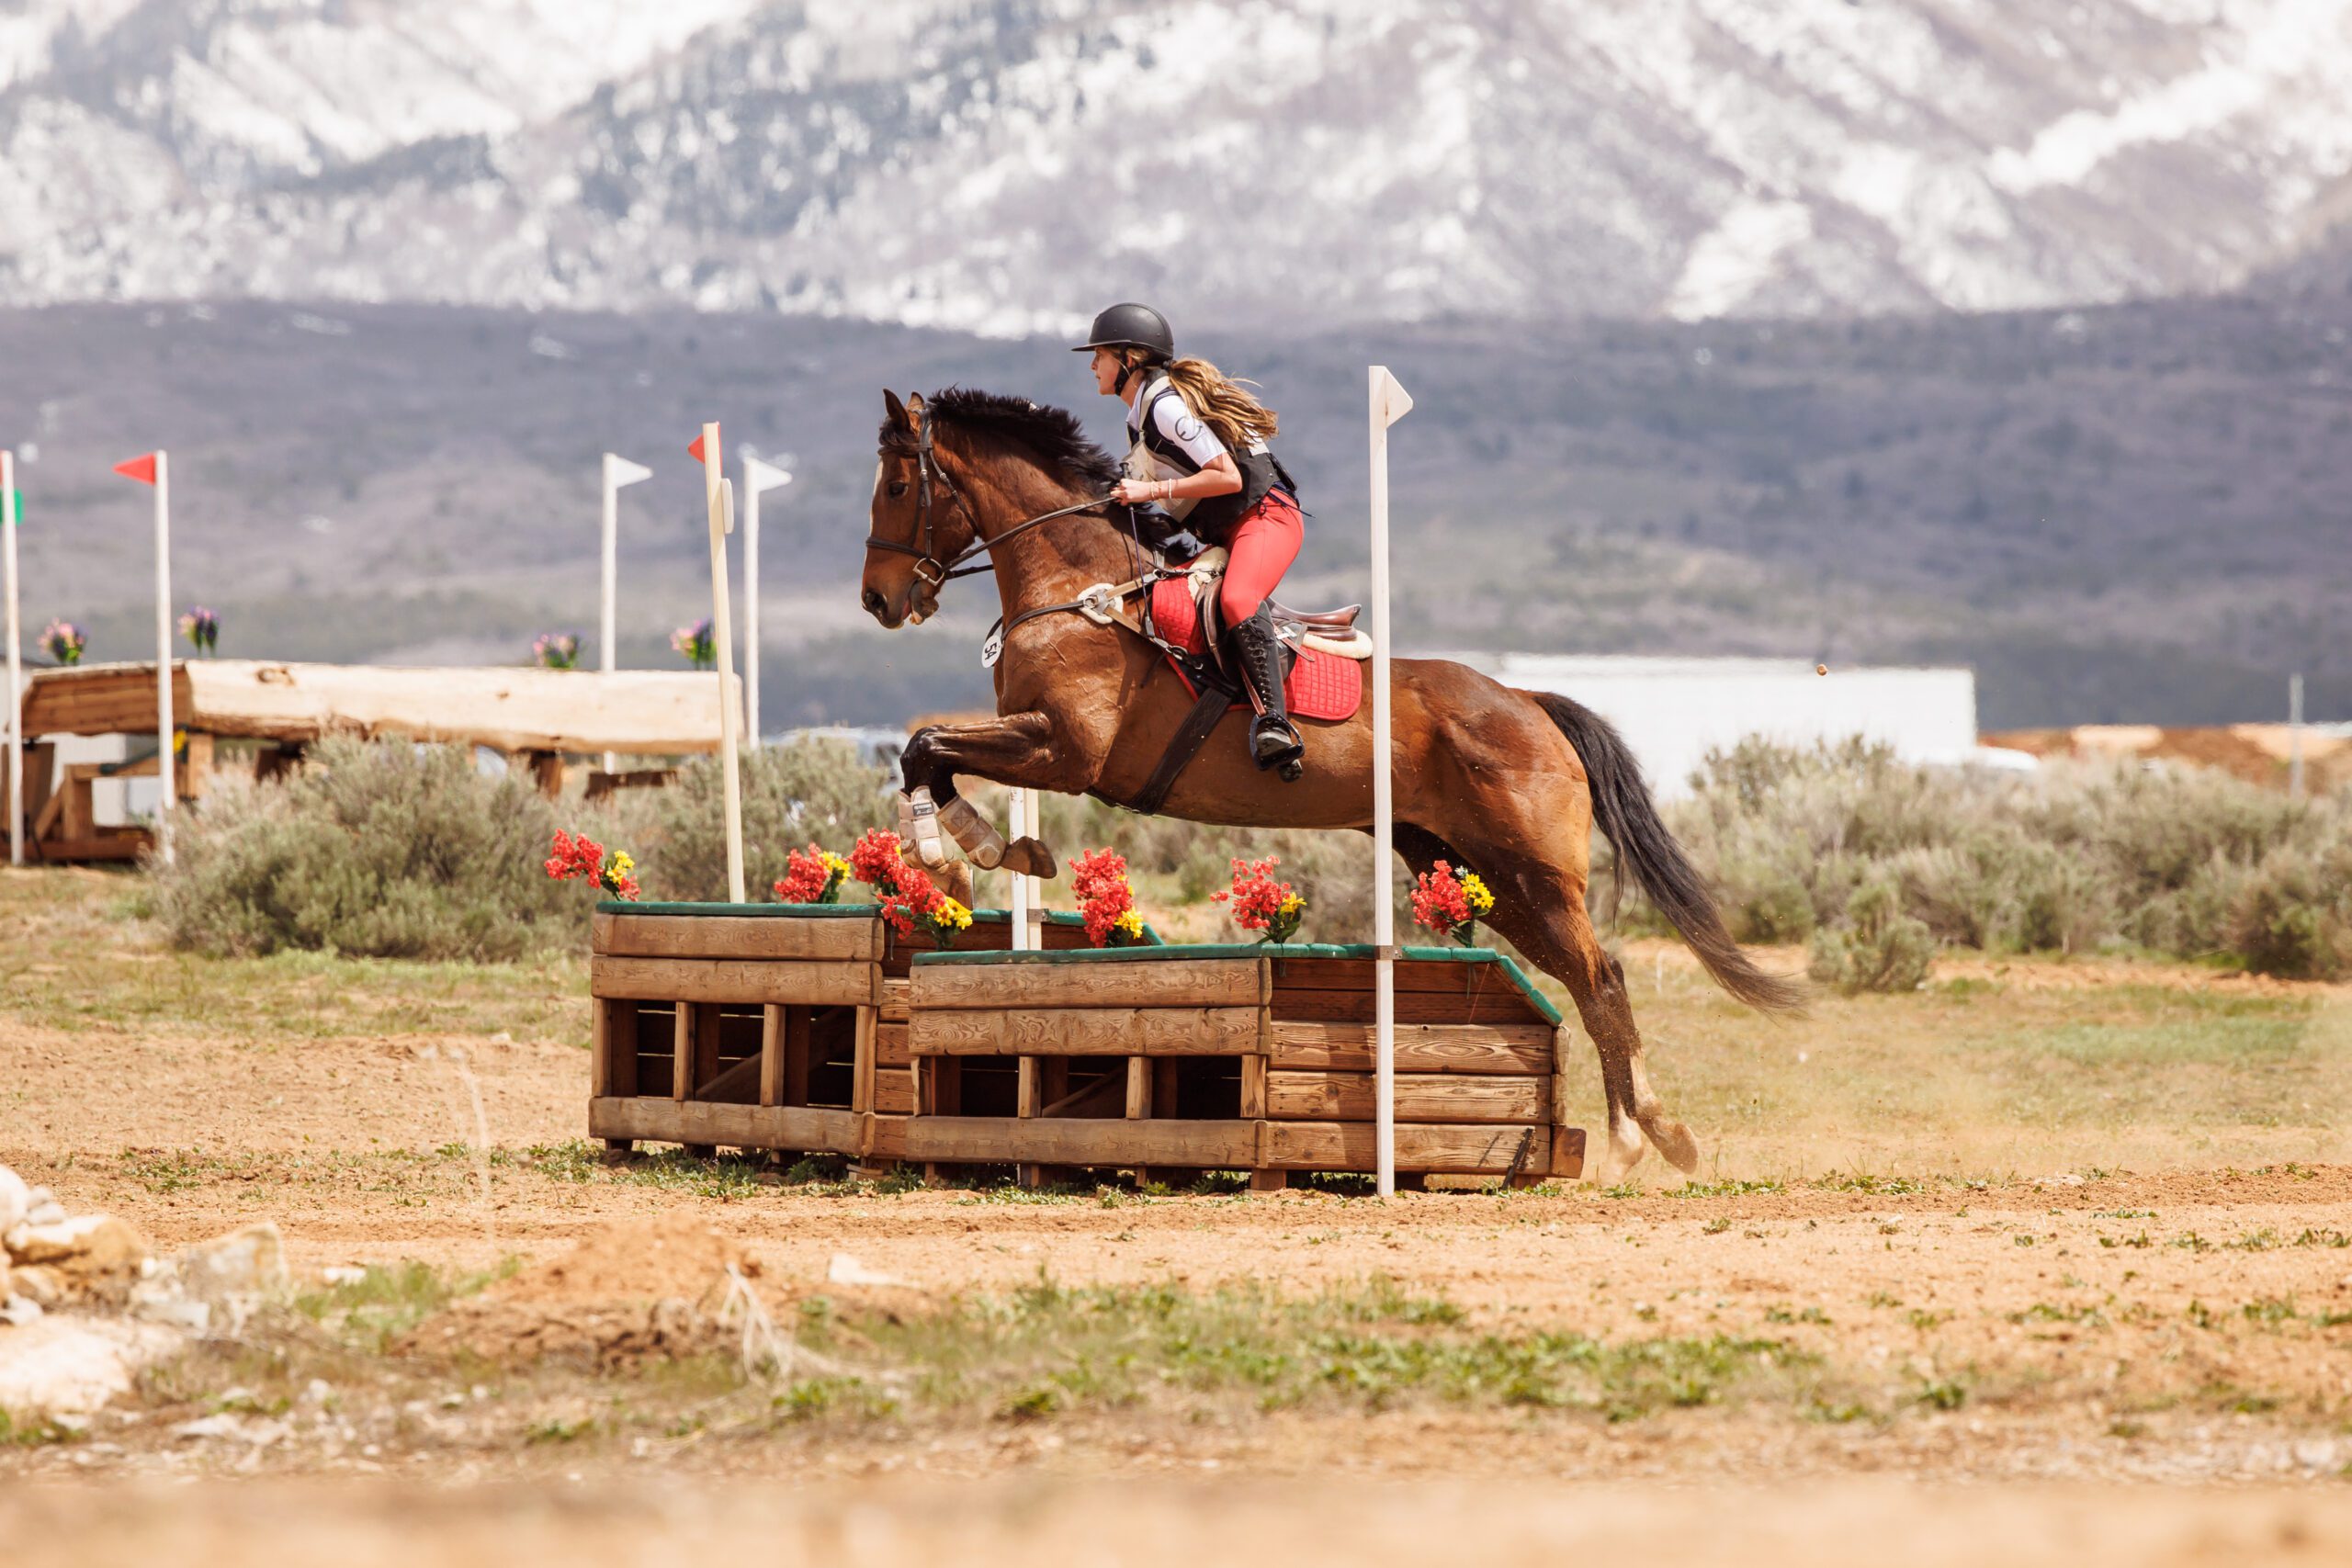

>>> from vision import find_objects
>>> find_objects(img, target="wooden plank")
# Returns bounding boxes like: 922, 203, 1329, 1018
900, 1116, 1258, 1168
691, 1004, 722, 1100
1268, 956, 1486, 992
693, 1053, 762, 1103
1269, 1021, 1554, 1075
1270, 988, 1547, 1026
672, 1002, 694, 1103
589, 1098, 862, 1155
1017, 1057, 1042, 1118
877, 976, 912, 1023
590, 996, 611, 1099
853, 1009, 878, 1113
758, 1004, 785, 1108
910, 1006, 1262, 1057
910, 957, 1263, 1011
1552, 1125, 1587, 1180
874, 1021, 910, 1068
865, 1112, 910, 1162
593, 911, 880, 963
1265, 1070, 1546, 1124
1239, 1055, 1266, 1120
590, 954, 876, 1007
1125, 1057, 1151, 1119
1261, 1121, 1551, 1174
874, 1070, 915, 1116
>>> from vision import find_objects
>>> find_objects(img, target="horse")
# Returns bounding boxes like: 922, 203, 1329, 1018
858, 387, 1803, 1181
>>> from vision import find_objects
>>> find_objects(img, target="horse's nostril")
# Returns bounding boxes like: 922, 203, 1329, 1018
862, 589, 886, 615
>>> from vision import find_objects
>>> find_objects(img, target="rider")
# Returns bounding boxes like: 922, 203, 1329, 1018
1075, 302, 1306, 779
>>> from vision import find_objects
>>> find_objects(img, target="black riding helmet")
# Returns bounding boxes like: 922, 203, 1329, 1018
1073, 302, 1173, 393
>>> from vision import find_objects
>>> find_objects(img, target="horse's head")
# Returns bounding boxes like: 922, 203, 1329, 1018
862, 389, 974, 629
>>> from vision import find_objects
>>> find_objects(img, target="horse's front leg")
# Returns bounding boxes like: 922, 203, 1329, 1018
897, 709, 1081, 878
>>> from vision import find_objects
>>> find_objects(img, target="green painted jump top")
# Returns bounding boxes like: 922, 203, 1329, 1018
594, 901, 1168, 946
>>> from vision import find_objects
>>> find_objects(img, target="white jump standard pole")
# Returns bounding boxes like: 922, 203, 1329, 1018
694, 424, 747, 904
741, 454, 792, 746
600, 453, 652, 775
1367, 366, 1413, 1199
4, 450, 20, 868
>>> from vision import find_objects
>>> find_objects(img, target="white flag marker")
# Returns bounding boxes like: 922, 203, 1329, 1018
4, 449, 20, 867
691, 425, 746, 903
741, 454, 792, 744
1368, 366, 1413, 1199
600, 453, 652, 773
114, 450, 173, 864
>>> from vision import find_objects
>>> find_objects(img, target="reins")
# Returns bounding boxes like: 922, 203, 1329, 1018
862, 412, 1116, 589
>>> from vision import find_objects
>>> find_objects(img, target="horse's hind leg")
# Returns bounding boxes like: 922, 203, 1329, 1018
1407, 816, 1702, 1182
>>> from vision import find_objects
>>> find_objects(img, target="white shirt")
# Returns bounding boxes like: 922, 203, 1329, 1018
1124, 373, 1227, 520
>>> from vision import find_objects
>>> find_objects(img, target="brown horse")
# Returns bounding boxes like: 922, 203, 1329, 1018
858, 388, 1802, 1181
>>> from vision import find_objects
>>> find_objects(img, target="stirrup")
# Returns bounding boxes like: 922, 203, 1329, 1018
1251, 716, 1305, 780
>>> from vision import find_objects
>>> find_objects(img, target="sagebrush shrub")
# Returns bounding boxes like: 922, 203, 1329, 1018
1808, 877, 1935, 995
148, 738, 578, 961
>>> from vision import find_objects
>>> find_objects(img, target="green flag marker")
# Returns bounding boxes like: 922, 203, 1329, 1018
4, 490, 18, 525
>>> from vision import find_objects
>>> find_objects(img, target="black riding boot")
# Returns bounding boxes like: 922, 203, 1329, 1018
1228, 604, 1306, 781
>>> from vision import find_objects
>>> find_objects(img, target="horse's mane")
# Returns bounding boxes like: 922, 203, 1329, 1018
881, 387, 1122, 490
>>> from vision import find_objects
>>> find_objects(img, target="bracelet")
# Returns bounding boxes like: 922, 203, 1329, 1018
1163, 479, 1174, 501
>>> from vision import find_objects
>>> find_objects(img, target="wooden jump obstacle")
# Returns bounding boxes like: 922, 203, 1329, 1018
13, 660, 740, 862
586, 903, 1585, 1187
585, 901, 1122, 1163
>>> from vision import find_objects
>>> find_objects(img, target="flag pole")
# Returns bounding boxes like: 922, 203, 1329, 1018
1368, 366, 1412, 1200
741, 455, 792, 749
4, 449, 21, 867
600, 453, 651, 775
695, 424, 746, 903
153, 450, 175, 866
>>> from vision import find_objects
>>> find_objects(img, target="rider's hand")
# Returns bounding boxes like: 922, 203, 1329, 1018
1111, 477, 1159, 506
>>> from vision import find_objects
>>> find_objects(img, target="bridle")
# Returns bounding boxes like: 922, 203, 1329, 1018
862, 411, 1114, 594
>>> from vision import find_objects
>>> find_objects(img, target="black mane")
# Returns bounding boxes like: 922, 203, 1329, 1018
882, 387, 1121, 489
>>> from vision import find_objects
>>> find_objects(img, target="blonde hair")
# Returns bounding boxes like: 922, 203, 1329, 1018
1127, 352, 1281, 448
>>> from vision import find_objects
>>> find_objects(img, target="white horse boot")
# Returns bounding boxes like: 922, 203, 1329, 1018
900, 786, 952, 869
937, 795, 1008, 870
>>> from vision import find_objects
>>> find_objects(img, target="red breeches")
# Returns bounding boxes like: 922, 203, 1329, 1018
1217, 489, 1302, 623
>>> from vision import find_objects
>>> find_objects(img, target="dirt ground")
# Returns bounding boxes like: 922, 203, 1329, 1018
4, 867, 2350, 1560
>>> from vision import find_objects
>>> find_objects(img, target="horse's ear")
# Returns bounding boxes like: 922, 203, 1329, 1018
884, 389, 910, 431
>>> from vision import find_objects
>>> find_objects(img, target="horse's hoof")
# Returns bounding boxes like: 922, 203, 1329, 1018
1645, 1119, 1702, 1175
1000, 838, 1057, 879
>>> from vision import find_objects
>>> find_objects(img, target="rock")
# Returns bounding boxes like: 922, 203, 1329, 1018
22, 1188, 65, 1228
827, 1252, 908, 1287
11, 1266, 65, 1308
0, 1256, 11, 1303
0, 1166, 27, 1235
8, 1215, 148, 1307
170, 1224, 288, 1336
0, 1314, 186, 1416
0, 1296, 40, 1326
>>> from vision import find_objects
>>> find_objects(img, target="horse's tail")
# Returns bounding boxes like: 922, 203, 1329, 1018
1530, 690, 1808, 1015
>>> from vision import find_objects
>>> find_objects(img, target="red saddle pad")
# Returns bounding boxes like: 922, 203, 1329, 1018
1148, 577, 1362, 723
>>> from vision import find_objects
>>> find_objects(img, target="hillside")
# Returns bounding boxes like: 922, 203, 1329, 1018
4, 2, 2352, 331
0, 294, 2341, 730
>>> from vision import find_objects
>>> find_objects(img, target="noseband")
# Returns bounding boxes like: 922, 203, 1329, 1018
864, 414, 1115, 596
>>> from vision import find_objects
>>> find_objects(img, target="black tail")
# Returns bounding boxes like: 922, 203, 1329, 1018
1531, 690, 1807, 1015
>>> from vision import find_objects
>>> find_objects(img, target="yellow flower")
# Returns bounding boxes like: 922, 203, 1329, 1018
940, 898, 973, 930
1279, 893, 1305, 915
1113, 909, 1143, 938
822, 852, 851, 875
609, 851, 636, 877
1461, 874, 1494, 915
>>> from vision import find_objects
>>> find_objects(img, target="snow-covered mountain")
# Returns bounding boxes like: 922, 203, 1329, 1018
5, 0, 2352, 333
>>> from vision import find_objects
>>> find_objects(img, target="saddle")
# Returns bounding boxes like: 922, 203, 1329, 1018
1143, 549, 1366, 726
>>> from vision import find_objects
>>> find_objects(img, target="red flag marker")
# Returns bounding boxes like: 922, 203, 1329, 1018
688, 427, 717, 463
113, 453, 159, 485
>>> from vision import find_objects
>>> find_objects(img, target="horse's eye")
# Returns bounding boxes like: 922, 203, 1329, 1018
888, 481, 908, 498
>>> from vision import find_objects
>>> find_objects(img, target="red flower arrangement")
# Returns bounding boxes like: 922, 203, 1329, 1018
773, 843, 851, 905
847, 827, 972, 947
1211, 855, 1306, 945
545, 828, 640, 901
1069, 848, 1147, 948
1409, 860, 1496, 947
